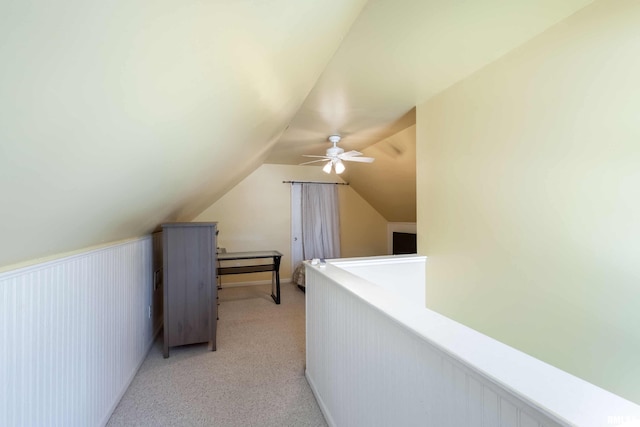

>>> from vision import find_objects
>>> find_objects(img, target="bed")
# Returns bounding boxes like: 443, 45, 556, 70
292, 261, 306, 291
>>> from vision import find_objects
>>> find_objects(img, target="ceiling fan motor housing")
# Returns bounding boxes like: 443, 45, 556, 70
326, 146, 344, 157
327, 135, 344, 157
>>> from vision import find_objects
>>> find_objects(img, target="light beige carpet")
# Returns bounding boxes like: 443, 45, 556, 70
107, 283, 327, 427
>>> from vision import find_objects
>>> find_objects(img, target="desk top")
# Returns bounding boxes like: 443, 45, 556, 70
217, 250, 283, 261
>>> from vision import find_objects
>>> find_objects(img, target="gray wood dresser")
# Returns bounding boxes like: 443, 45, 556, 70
159, 222, 218, 358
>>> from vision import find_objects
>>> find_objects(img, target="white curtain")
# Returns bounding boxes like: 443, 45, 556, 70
301, 184, 341, 260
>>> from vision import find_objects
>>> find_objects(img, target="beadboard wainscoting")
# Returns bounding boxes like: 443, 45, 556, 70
0, 237, 155, 427
305, 256, 640, 427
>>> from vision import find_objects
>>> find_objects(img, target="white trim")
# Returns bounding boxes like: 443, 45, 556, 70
100, 329, 159, 426
290, 183, 303, 272
0, 235, 151, 276
305, 371, 337, 427
329, 254, 424, 267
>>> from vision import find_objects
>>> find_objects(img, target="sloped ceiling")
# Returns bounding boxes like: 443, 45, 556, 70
265, 0, 595, 165
342, 124, 417, 223
0, 0, 367, 268
0, 0, 594, 269
266, 0, 594, 223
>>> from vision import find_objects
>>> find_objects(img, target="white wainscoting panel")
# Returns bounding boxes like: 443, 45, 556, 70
0, 237, 155, 426
305, 257, 640, 427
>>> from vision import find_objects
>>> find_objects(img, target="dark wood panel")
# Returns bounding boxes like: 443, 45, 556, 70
152, 231, 164, 334
218, 264, 276, 275
162, 223, 217, 358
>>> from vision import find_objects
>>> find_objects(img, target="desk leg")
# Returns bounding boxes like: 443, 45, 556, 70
271, 256, 281, 304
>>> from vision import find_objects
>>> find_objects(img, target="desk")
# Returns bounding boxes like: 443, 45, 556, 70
217, 250, 283, 304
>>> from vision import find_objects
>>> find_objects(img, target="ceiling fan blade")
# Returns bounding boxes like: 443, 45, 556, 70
299, 159, 331, 166
299, 135, 374, 167
342, 156, 375, 163
340, 150, 363, 158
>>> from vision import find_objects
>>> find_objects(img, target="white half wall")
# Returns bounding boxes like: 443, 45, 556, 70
0, 237, 155, 426
306, 257, 640, 427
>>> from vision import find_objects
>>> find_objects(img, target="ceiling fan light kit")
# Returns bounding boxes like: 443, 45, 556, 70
300, 135, 374, 174
322, 161, 333, 174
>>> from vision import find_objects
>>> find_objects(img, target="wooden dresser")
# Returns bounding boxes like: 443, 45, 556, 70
159, 222, 218, 358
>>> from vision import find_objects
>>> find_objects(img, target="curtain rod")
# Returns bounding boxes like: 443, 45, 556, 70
282, 180, 349, 185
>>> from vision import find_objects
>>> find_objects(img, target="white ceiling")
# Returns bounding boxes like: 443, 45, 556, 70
266, 0, 595, 164
265, 0, 594, 226
0, 0, 594, 268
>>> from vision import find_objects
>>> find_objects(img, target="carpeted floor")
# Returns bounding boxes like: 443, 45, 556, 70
107, 283, 327, 427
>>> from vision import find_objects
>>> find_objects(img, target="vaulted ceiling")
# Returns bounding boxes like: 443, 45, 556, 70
0, 0, 594, 268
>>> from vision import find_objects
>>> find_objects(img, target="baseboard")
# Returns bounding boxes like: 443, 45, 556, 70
100, 316, 160, 426
305, 370, 335, 427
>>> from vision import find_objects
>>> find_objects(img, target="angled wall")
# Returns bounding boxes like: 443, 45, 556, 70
417, 0, 640, 403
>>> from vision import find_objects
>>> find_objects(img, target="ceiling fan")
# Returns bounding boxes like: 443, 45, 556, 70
300, 135, 375, 174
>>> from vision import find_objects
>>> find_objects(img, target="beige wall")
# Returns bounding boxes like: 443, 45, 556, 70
194, 164, 388, 282
339, 183, 388, 258
417, 0, 640, 404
